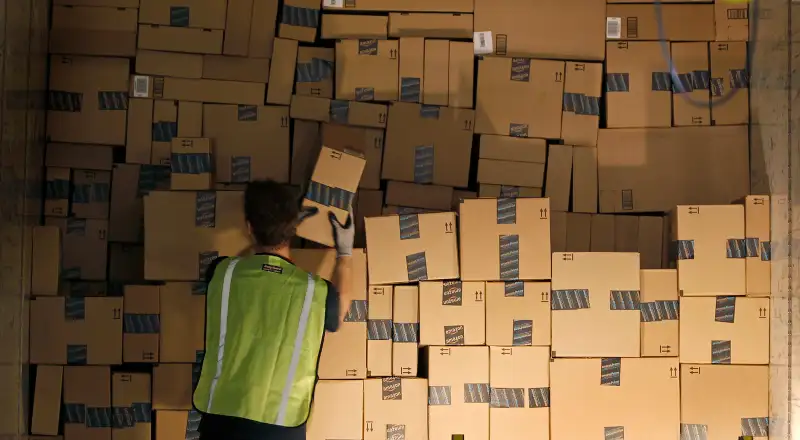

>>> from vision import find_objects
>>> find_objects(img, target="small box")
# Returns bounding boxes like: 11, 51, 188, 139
364, 378, 428, 440
489, 346, 550, 440
297, 146, 366, 247
112, 372, 152, 440
31, 365, 63, 435
486, 281, 550, 346
296, 47, 335, 98
419, 280, 486, 346
605, 42, 671, 128
170, 137, 213, 190
322, 123, 384, 190
477, 136, 547, 191
63, 366, 112, 440
123, 285, 160, 363
392, 285, 420, 377
427, 346, 489, 440
640, 269, 679, 357
335, 39, 399, 102
307, 380, 364, 440
279, 0, 320, 42
368, 285, 394, 377
741, 195, 770, 296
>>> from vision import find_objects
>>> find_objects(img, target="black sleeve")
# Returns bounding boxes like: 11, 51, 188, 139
324, 280, 341, 333
204, 256, 228, 283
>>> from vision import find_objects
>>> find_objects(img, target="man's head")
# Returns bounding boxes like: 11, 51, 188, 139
244, 180, 302, 249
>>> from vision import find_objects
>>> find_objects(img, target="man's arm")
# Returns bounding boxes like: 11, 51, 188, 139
332, 256, 353, 325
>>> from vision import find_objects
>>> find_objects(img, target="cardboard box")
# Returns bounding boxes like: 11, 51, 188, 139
562, 62, 602, 147
679, 296, 769, 364
459, 198, 551, 281
640, 269, 679, 357
419, 280, 486, 346
486, 281, 550, 346
203, 104, 290, 183
202, 55, 271, 83
49, 5, 137, 57
322, 14, 388, 39
323, 0, 472, 12
336, 39, 399, 102
383, 102, 474, 187
136, 49, 204, 79
143, 190, 249, 280
279, 0, 320, 42
45, 167, 70, 217
711, 42, 749, 125
672, 205, 746, 296
294, 249, 369, 379
112, 372, 152, 440
365, 212, 459, 284
479, 184, 541, 198
110, 164, 170, 243
399, 37, 424, 103
389, 13, 472, 38
46, 142, 114, 171
551, 358, 680, 440
680, 364, 768, 440
267, 37, 299, 105
307, 380, 364, 440
44, 217, 108, 281
551, 252, 641, 357
672, 42, 711, 126
545, 144, 572, 212
48, 55, 129, 146
131, 75, 266, 106
72, 169, 112, 219
159, 283, 207, 363
572, 146, 598, 213
364, 378, 428, 440
564, 214, 664, 267
322, 123, 384, 189
489, 347, 550, 440
474, 0, 604, 60
123, 285, 160, 363
31, 226, 61, 296
716, 1, 748, 41
170, 137, 213, 190
740, 195, 770, 296
475, 57, 564, 139
31, 365, 63, 435
223, 0, 279, 57
448, 41, 474, 108
139, 0, 226, 28
427, 346, 489, 440
355, 189, 384, 248
30, 297, 123, 365
126, 98, 204, 165
153, 364, 201, 410
423, 39, 449, 106
477, 135, 546, 188
605, 42, 671, 128
606, 4, 715, 41
138, 24, 223, 54
290, 95, 388, 128
597, 126, 750, 213
296, 47, 335, 98
155, 410, 202, 440
384, 180, 453, 210
296, 147, 366, 246
367, 285, 394, 377
63, 366, 112, 440
392, 285, 419, 376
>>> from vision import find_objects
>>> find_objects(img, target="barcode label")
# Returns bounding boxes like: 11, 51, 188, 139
606, 17, 622, 39
323, 0, 343, 7
473, 31, 494, 55
132, 75, 150, 98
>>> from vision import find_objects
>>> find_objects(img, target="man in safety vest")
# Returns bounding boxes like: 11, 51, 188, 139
193, 180, 355, 440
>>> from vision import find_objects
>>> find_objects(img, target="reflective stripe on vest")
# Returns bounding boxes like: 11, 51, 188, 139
206, 257, 240, 409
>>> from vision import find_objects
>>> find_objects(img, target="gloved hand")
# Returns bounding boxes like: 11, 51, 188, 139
329, 208, 354, 257
298, 206, 319, 223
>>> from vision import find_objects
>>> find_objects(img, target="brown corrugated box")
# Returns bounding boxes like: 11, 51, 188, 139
110, 163, 170, 243
294, 249, 368, 379
136, 49, 204, 78
32, 226, 61, 296
383, 102, 474, 187
551, 358, 680, 440
392, 285, 419, 377
551, 252, 641, 357
384, 180, 453, 211
307, 380, 364, 440
139, 0, 226, 28
715, 1, 748, 41
296, 147, 365, 246
63, 366, 112, 440
364, 378, 428, 440
71, 169, 111, 219
389, 13, 472, 38
322, 0, 472, 12
474, 0, 605, 60
365, 211, 459, 284
170, 137, 213, 190
486, 281, 550, 346
597, 126, 750, 213
279, 0, 320, 42
159, 282, 206, 363
203, 104, 290, 183
680, 365, 768, 440
267, 37, 299, 105
44, 217, 108, 281
336, 39, 399, 102
606, 4, 715, 41
130, 75, 266, 106
122, 285, 160, 363
290, 95, 388, 128
112, 372, 152, 440
368, 285, 393, 376
203, 55, 271, 83
427, 346, 488, 440
606, 41, 671, 128
477, 136, 546, 188
296, 47, 335, 98
48, 56, 129, 146
476, 57, 564, 139
322, 123, 384, 189
489, 347, 550, 440
424, 39, 449, 106
448, 41, 474, 108
460, 198, 551, 282
741, 195, 770, 296
711, 42, 749, 125
545, 144, 572, 212
640, 269, 679, 357
137, 24, 223, 54
224, 0, 279, 57
322, 14, 388, 39
30, 297, 123, 365
419, 280, 486, 346
49, 5, 137, 57
562, 62, 602, 146
399, 37, 424, 103
572, 146, 598, 213
31, 365, 62, 436
672, 42, 711, 126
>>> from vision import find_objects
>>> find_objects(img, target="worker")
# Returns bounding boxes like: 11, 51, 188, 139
192, 179, 355, 440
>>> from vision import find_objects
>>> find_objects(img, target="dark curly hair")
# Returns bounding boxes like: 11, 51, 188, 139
244, 180, 301, 248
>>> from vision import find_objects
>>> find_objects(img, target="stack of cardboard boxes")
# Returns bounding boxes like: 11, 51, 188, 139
29, 0, 767, 439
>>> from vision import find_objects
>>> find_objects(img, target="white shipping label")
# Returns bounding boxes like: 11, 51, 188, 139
473, 31, 494, 55
322, 0, 344, 8
132, 75, 150, 98
606, 17, 622, 39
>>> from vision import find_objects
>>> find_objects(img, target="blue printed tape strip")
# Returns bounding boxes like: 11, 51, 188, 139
237, 105, 258, 121
63, 403, 86, 423
499, 234, 520, 280
609, 290, 640, 310
198, 251, 219, 279
49, 91, 83, 111
392, 322, 419, 342
296, 58, 333, 83
66, 218, 87, 236
67, 344, 88, 364
46, 178, 70, 200
428, 386, 451, 405
745, 237, 759, 258
281, 4, 320, 28
605, 73, 630, 92
399, 214, 420, 240
171, 153, 212, 174
741, 417, 769, 437
762, 241, 772, 261
675, 239, 695, 260
420, 104, 440, 119
504, 281, 524, 297
231, 156, 251, 183
186, 409, 202, 435
330, 100, 350, 123
512, 319, 533, 346
413, 145, 434, 184
640, 300, 679, 322
711, 340, 732, 364
152, 121, 177, 142
680, 424, 709, 440
406, 251, 428, 281
138, 165, 171, 196
123, 313, 161, 333
442, 280, 462, 305
551, 289, 590, 310
528, 387, 550, 408
195, 191, 216, 228
305, 181, 355, 210
497, 198, 516, 224
444, 324, 465, 345
170, 6, 189, 26
490, 388, 525, 408
605, 426, 625, 440
562, 92, 600, 116
652, 72, 672, 91
400, 77, 421, 102
65, 297, 86, 320
98, 91, 128, 110
727, 238, 747, 258
86, 407, 113, 427
344, 299, 368, 322
715, 296, 736, 323
367, 319, 393, 340
600, 358, 621, 386
464, 383, 491, 403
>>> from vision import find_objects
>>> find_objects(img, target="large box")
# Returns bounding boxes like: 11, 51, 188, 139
459, 198, 551, 281
475, 57, 564, 139
672, 204, 746, 296
365, 212, 460, 284
159, 283, 207, 363
640, 269, 679, 357
44, 217, 108, 281
296, 146, 366, 246
489, 346, 550, 440
383, 102, 474, 187
48, 56, 129, 146
123, 285, 160, 363
428, 346, 489, 440
112, 372, 152, 440
368, 285, 394, 377
294, 249, 369, 379
741, 195, 771, 296
679, 296, 769, 365
419, 280, 486, 346
50, 5, 137, 57
551, 358, 680, 440
680, 365, 768, 440
486, 281, 550, 346
364, 378, 428, 440
551, 252, 641, 357
64, 366, 112, 440
545, 144, 572, 212
392, 285, 419, 377
605, 42, 671, 128
336, 39, 399, 102
31, 365, 63, 435
307, 380, 364, 440
477, 136, 546, 189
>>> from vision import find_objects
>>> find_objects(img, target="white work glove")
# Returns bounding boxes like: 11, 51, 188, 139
329, 209, 354, 257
